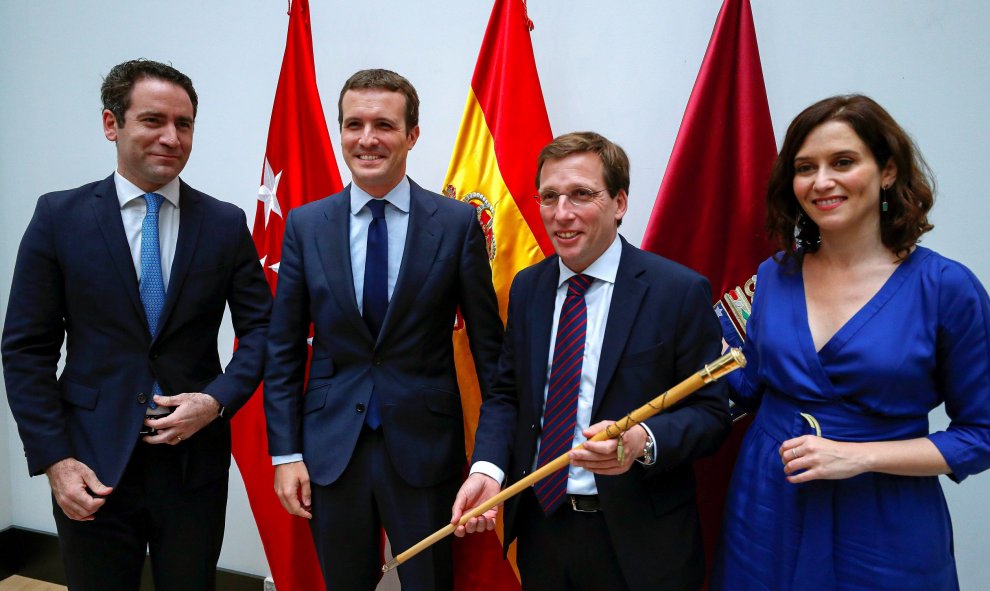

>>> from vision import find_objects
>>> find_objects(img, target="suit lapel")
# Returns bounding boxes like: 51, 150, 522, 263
157, 180, 203, 340
528, 259, 559, 419
91, 175, 146, 329
380, 182, 441, 340
591, 240, 647, 419
315, 186, 371, 341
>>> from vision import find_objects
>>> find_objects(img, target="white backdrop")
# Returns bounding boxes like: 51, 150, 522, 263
1, 0, 989, 586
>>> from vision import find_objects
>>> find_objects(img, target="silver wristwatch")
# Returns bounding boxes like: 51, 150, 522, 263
640, 433, 656, 465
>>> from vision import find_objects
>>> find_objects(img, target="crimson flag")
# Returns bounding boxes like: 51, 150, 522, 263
230, 1, 341, 588
640, 0, 776, 586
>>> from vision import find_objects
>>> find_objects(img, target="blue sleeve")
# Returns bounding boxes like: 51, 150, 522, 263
927, 262, 990, 483
728, 261, 770, 412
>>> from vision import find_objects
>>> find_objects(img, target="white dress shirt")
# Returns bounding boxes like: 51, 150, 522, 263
115, 172, 181, 287
472, 235, 655, 491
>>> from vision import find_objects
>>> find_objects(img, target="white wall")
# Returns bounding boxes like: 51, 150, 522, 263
1, 0, 988, 586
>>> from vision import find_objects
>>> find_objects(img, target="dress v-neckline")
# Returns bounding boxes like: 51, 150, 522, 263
795, 247, 927, 359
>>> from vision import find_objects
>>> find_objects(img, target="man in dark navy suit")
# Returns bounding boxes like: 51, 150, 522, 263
1, 59, 271, 590
263, 69, 503, 590
452, 132, 731, 590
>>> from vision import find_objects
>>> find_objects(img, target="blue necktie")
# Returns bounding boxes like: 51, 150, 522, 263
140, 192, 166, 410
534, 274, 592, 514
363, 199, 388, 428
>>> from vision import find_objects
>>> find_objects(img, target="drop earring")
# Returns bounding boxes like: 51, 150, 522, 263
881, 184, 890, 213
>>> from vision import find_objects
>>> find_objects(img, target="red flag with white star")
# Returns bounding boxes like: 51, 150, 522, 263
231, 1, 341, 588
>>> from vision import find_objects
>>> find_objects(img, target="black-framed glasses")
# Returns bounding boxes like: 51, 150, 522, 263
535, 187, 607, 208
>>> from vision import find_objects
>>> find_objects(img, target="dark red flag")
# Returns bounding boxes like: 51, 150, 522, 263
640, 0, 776, 585
230, 1, 341, 588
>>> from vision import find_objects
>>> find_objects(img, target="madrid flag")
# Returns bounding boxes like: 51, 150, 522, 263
442, 0, 553, 586
230, 1, 341, 589
640, 0, 776, 584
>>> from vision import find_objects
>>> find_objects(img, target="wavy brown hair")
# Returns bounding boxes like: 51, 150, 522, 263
766, 95, 934, 263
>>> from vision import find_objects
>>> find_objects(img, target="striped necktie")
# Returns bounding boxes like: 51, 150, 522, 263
534, 273, 592, 513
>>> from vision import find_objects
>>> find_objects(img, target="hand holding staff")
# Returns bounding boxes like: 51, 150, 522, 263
382, 348, 746, 574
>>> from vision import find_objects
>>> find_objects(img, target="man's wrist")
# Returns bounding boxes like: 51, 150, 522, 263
201, 392, 225, 417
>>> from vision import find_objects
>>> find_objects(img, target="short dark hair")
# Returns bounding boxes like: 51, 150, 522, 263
766, 94, 934, 262
536, 131, 631, 198
101, 59, 198, 125
337, 69, 419, 131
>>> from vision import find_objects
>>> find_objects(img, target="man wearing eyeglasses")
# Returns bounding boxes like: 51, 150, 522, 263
451, 131, 730, 590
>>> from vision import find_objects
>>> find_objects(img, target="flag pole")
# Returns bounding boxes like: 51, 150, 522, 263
383, 349, 746, 573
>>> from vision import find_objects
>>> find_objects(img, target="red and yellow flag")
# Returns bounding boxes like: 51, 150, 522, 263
442, 0, 553, 586
231, 1, 341, 588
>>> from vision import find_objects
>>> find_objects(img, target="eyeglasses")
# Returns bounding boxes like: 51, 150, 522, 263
535, 187, 607, 208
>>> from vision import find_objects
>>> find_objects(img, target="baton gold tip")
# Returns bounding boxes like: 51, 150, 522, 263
701, 348, 746, 383
382, 558, 399, 574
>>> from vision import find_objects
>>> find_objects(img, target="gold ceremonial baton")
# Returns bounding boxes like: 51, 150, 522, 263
382, 348, 746, 574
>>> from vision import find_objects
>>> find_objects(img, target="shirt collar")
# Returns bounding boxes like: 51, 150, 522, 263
349, 177, 411, 215
114, 172, 181, 209
557, 234, 622, 288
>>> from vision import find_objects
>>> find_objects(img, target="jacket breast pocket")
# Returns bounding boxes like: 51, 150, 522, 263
61, 381, 100, 410
618, 342, 665, 367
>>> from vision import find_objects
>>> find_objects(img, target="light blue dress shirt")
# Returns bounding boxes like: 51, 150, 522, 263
272, 178, 412, 466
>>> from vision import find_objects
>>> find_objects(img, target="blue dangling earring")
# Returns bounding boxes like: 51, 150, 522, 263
881, 184, 890, 213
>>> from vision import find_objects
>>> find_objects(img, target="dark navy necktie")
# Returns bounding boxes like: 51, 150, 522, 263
534, 273, 592, 513
140, 193, 166, 410
363, 199, 388, 428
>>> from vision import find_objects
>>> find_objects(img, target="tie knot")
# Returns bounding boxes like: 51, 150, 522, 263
367, 199, 388, 219
144, 192, 164, 214
567, 274, 592, 297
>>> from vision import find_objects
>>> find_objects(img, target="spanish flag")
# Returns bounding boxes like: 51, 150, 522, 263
442, 0, 553, 586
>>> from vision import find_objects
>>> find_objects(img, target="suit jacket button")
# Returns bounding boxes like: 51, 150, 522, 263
373, 358, 382, 366
149, 350, 159, 359
137, 393, 148, 404
356, 403, 366, 413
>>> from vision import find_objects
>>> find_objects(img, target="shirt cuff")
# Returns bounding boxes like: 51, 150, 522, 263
470, 461, 505, 485
636, 423, 658, 466
272, 453, 304, 466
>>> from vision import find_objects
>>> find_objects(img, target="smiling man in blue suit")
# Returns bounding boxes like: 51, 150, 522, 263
1, 59, 271, 591
263, 69, 503, 591
451, 132, 731, 590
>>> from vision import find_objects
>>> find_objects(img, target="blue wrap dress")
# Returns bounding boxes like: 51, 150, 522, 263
712, 247, 990, 591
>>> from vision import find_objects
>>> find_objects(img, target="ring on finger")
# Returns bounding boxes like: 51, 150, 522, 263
790, 448, 797, 460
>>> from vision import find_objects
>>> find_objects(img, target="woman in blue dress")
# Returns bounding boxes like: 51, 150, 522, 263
712, 95, 990, 591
